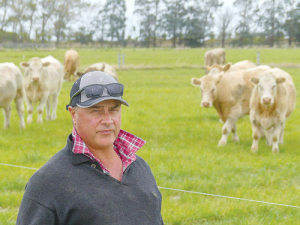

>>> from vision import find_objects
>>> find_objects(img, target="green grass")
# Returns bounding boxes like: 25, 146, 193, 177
1, 48, 300, 224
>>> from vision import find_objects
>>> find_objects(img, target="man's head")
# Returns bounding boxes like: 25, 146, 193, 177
67, 71, 129, 109
67, 71, 129, 152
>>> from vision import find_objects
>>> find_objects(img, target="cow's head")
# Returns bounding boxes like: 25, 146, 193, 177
191, 73, 223, 108
251, 72, 285, 106
20, 57, 50, 82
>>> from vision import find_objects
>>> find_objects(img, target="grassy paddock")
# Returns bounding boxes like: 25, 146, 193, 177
0, 48, 300, 224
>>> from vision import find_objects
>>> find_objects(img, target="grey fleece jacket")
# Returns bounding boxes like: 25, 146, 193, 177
16, 134, 163, 225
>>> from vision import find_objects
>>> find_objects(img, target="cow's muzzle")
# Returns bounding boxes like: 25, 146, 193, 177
262, 97, 272, 105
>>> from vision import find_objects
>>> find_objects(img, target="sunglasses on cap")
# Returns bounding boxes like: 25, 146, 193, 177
68, 83, 124, 107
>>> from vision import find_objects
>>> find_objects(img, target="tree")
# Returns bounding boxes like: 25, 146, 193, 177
101, 0, 126, 47
216, 7, 234, 48
258, 0, 284, 47
282, 1, 300, 46
135, 0, 161, 47
38, 0, 58, 43
0, 0, 9, 31
9, 0, 28, 42
27, 0, 37, 41
234, 0, 258, 47
185, 0, 222, 47
161, 0, 187, 48
53, 0, 86, 46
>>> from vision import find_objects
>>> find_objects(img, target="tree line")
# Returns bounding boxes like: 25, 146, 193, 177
0, 0, 300, 48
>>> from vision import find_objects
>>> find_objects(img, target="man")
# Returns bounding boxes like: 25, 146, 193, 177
17, 71, 163, 225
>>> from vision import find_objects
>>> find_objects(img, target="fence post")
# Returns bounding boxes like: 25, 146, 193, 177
122, 54, 125, 67
118, 52, 121, 69
257, 51, 260, 66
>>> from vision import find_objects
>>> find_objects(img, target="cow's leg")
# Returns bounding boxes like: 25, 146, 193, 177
51, 93, 59, 120
250, 122, 262, 153
279, 123, 285, 144
218, 105, 241, 146
265, 128, 273, 146
25, 97, 34, 124
36, 94, 49, 123
271, 125, 282, 153
3, 105, 11, 129
46, 97, 51, 120
231, 123, 239, 143
218, 117, 238, 146
15, 96, 25, 128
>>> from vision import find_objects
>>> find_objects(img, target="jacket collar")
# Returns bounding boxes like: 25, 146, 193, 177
67, 134, 91, 165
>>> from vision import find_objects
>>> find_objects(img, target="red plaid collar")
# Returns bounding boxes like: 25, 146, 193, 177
71, 128, 145, 174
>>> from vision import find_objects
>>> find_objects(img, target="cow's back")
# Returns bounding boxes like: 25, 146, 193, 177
85, 62, 118, 80
0, 63, 20, 107
204, 48, 225, 67
231, 60, 256, 71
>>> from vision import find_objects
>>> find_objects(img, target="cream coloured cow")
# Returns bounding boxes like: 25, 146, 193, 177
20, 56, 64, 123
204, 48, 226, 73
64, 49, 80, 81
76, 62, 118, 80
191, 66, 270, 146
249, 68, 296, 153
0, 63, 25, 128
207, 60, 257, 76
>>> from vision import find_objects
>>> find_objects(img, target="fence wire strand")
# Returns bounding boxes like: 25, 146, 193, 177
1, 162, 300, 209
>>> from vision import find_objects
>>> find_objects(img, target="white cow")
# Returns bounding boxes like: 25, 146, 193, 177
64, 49, 80, 81
191, 66, 270, 146
20, 56, 64, 123
76, 62, 118, 80
0, 63, 25, 128
249, 68, 296, 153
204, 48, 226, 73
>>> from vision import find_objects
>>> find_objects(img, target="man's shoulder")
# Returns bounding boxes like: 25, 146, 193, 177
29, 146, 70, 182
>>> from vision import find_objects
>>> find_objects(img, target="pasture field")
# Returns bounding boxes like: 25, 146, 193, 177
0, 48, 300, 224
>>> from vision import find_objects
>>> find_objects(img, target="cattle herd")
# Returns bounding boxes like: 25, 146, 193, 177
0, 49, 117, 129
0, 48, 296, 154
191, 48, 297, 153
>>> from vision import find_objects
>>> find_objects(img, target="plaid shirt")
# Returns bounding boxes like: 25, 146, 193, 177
71, 128, 146, 176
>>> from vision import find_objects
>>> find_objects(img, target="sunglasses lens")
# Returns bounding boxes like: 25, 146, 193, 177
85, 85, 103, 98
107, 84, 123, 96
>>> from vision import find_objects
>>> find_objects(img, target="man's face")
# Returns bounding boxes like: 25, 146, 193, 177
69, 100, 122, 152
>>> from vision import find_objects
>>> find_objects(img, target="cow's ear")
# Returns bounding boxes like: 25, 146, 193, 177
276, 77, 285, 84
206, 65, 211, 72
42, 62, 51, 67
191, 78, 201, 87
251, 77, 259, 84
223, 63, 231, 72
215, 72, 223, 83
76, 71, 84, 77
20, 62, 29, 68
101, 62, 105, 71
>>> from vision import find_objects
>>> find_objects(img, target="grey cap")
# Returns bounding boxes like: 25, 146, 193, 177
68, 71, 129, 109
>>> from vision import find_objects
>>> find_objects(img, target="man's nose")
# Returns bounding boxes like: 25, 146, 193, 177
101, 112, 113, 124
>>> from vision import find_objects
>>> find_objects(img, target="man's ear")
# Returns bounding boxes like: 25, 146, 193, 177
69, 107, 77, 124
191, 78, 201, 87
